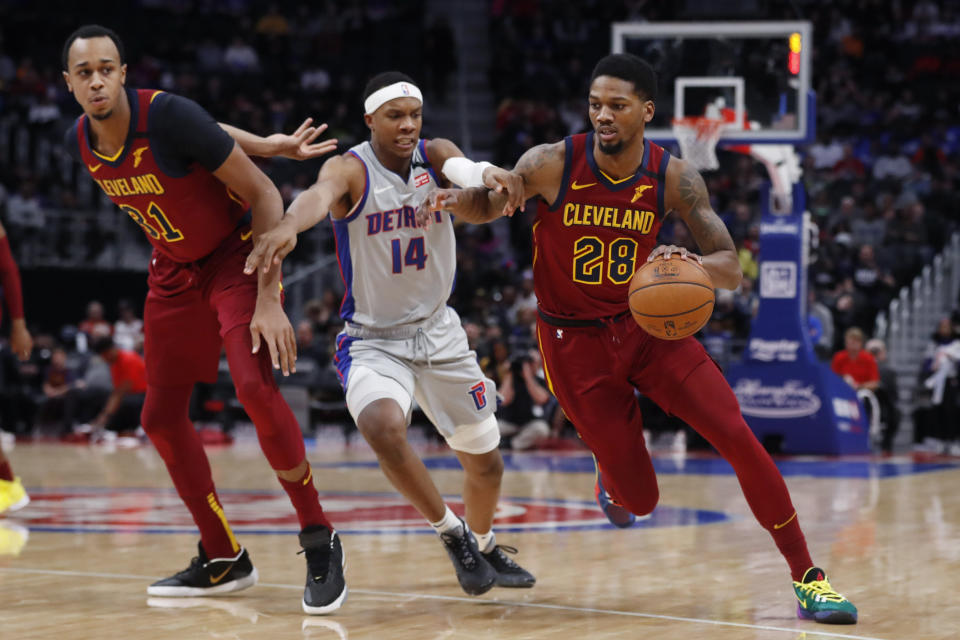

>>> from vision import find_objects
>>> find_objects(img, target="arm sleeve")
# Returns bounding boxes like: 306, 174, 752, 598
0, 237, 25, 320
150, 93, 236, 173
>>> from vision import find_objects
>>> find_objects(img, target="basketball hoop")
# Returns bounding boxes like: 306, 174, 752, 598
671, 116, 727, 172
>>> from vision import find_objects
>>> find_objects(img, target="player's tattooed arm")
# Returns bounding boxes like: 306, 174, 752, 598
663, 157, 742, 290
416, 141, 565, 227
219, 118, 338, 160
511, 141, 565, 204
416, 186, 503, 226
427, 138, 525, 216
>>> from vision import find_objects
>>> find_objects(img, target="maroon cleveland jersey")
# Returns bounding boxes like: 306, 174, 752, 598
533, 132, 671, 320
73, 89, 248, 263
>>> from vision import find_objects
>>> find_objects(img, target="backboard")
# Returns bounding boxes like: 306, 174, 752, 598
611, 21, 814, 145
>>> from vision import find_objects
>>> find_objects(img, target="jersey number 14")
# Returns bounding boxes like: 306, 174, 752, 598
391, 237, 428, 273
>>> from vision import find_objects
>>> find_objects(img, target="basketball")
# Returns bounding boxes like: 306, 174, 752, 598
628, 257, 715, 340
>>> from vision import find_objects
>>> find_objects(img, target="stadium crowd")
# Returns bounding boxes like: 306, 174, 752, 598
1, 0, 960, 452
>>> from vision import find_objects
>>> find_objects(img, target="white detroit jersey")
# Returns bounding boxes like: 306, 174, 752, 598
332, 139, 455, 328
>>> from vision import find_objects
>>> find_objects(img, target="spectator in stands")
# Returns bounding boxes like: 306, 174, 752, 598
35, 347, 76, 434
850, 202, 887, 248
872, 143, 912, 182
831, 327, 879, 391
497, 349, 553, 450
255, 4, 290, 37
78, 301, 111, 343
865, 338, 900, 454
912, 133, 946, 179
918, 317, 960, 454
852, 244, 896, 314
808, 135, 845, 170
223, 36, 260, 74
90, 336, 146, 438
808, 289, 835, 360
113, 299, 143, 353
5, 179, 45, 262
832, 144, 866, 180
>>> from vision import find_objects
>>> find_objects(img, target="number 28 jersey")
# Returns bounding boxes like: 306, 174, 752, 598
532, 132, 670, 320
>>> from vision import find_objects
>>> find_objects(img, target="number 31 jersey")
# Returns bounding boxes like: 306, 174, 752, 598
332, 140, 453, 328
533, 132, 671, 320
73, 88, 249, 263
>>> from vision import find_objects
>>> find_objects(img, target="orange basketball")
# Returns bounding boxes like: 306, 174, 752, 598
628, 257, 715, 340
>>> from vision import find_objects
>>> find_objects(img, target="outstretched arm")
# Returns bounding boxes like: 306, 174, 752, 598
214, 143, 296, 374
417, 141, 565, 226
244, 153, 360, 274
662, 158, 742, 290
426, 138, 525, 217
219, 118, 338, 160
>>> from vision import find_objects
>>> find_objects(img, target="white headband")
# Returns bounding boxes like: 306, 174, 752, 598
364, 81, 423, 115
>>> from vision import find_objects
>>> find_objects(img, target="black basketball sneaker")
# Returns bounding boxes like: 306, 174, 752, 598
299, 525, 347, 615
439, 520, 497, 596
147, 542, 258, 596
481, 544, 536, 588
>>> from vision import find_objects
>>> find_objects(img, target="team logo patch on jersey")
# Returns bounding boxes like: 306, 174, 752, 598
631, 184, 653, 203
132, 146, 149, 168
16, 487, 731, 534
468, 381, 487, 410
414, 172, 430, 188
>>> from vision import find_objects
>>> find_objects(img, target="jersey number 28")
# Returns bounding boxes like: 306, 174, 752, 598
572, 237, 637, 285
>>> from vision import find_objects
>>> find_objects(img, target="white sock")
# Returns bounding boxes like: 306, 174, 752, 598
430, 506, 464, 536
474, 530, 495, 553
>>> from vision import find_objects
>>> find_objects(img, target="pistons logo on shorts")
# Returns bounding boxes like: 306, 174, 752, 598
468, 381, 487, 411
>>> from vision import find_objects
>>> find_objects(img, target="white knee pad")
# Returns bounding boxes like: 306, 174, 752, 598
345, 366, 412, 424
445, 414, 501, 454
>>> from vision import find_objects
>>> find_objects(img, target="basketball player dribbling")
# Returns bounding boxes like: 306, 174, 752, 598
244, 71, 535, 596
62, 24, 345, 614
418, 53, 858, 625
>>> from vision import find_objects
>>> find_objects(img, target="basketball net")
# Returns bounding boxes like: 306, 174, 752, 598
673, 105, 802, 214
671, 116, 726, 172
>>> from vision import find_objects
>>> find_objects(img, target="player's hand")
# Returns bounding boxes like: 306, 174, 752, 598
10, 319, 32, 361
267, 118, 339, 161
482, 166, 524, 217
416, 188, 460, 228
250, 300, 297, 376
245, 223, 298, 275
647, 244, 703, 264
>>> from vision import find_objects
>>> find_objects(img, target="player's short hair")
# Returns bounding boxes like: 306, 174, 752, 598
62, 24, 125, 71
845, 327, 865, 343
362, 71, 417, 103
590, 53, 657, 102
92, 335, 116, 355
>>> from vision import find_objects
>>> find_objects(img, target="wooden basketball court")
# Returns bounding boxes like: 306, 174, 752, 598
0, 436, 954, 639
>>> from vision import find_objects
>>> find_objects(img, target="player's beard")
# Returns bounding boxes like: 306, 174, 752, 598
91, 109, 114, 121
598, 140, 624, 155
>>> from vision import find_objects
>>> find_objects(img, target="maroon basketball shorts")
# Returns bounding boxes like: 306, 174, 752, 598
535, 312, 713, 451
143, 227, 257, 387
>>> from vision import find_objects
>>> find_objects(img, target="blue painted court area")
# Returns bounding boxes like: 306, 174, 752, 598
314, 452, 960, 479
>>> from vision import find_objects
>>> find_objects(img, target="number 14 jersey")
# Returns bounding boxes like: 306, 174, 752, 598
332, 140, 453, 328
533, 132, 671, 320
